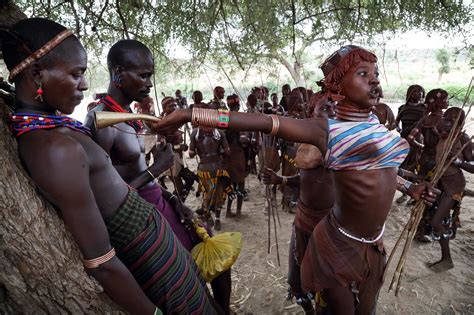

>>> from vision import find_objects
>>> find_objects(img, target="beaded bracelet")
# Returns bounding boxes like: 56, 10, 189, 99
217, 109, 230, 128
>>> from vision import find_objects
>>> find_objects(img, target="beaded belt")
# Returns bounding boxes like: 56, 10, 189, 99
337, 224, 385, 244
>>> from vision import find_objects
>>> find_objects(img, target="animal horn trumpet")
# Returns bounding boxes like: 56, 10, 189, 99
94, 111, 161, 129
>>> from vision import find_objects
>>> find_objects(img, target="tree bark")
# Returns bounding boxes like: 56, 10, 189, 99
0, 2, 124, 313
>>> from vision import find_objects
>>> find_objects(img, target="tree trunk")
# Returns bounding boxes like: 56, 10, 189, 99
0, 100, 125, 314
268, 53, 304, 86
0, 2, 124, 313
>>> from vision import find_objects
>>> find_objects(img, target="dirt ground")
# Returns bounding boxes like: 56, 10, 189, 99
182, 147, 474, 315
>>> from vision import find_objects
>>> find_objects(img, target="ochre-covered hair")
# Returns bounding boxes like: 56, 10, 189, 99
320, 45, 377, 95
425, 88, 448, 113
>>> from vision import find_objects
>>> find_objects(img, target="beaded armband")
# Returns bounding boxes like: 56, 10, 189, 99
217, 109, 230, 128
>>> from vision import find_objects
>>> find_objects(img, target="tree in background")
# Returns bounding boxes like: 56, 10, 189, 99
12, 0, 474, 86
0, 0, 473, 312
436, 48, 450, 82
469, 46, 474, 70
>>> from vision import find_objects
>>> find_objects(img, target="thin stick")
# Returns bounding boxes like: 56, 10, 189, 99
267, 135, 281, 227
219, 64, 247, 111
267, 185, 271, 254
263, 133, 280, 261
271, 193, 281, 266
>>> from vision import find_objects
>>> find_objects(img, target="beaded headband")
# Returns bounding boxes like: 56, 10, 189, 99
8, 29, 74, 82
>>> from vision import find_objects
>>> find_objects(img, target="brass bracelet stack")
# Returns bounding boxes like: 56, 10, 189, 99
192, 108, 230, 128
192, 108, 218, 128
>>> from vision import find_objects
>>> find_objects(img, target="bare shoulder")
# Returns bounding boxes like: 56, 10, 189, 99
19, 131, 88, 178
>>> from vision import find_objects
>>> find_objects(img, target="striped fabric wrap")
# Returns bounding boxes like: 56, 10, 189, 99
105, 190, 216, 314
324, 115, 409, 170
197, 169, 233, 209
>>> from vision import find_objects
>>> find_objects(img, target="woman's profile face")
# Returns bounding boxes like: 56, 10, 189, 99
340, 61, 381, 109
41, 40, 88, 114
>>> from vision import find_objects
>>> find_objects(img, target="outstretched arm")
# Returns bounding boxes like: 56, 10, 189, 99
149, 109, 329, 152
20, 137, 157, 315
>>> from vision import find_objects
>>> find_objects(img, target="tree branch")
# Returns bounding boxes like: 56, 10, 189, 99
295, 5, 364, 25
290, 0, 296, 58
91, 0, 109, 35
67, 0, 81, 38
219, 0, 245, 70
115, 0, 130, 39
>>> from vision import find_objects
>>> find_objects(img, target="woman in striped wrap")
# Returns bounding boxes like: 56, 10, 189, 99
3, 18, 217, 315
150, 45, 440, 315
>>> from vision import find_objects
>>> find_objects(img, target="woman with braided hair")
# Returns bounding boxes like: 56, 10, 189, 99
150, 45, 439, 314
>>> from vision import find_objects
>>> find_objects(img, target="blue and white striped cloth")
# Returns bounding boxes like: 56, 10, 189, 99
324, 115, 409, 170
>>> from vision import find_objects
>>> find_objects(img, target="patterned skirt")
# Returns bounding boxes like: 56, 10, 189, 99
105, 189, 217, 314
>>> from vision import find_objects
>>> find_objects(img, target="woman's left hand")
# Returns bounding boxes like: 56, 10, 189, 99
148, 109, 190, 135
408, 183, 441, 206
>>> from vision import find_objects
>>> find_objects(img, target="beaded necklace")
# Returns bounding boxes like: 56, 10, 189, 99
9, 112, 91, 137
98, 95, 143, 132
335, 103, 371, 122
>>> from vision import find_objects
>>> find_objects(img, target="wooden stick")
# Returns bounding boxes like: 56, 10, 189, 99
267, 185, 271, 254
271, 191, 281, 266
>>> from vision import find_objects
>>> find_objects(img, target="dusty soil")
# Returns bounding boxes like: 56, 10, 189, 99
182, 153, 474, 314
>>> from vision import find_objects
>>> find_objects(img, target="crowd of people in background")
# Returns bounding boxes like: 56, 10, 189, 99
1, 17, 472, 315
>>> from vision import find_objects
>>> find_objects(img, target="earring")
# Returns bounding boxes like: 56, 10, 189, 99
113, 75, 122, 88
35, 81, 44, 102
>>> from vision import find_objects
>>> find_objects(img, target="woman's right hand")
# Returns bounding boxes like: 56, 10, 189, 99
148, 109, 191, 135
261, 168, 282, 185
149, 143, 174, 176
